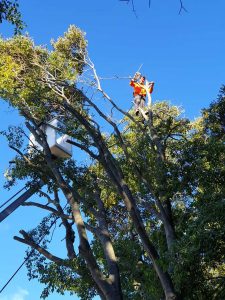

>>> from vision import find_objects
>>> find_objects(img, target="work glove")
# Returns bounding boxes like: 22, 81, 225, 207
133, 72, 141, 81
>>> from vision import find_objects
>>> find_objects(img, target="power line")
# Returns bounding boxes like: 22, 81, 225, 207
0, 206, 65, 294
0, 255, 29, 293
0, 82, 135, 292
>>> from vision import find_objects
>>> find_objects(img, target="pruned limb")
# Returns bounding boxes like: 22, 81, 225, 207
66, 139, 99, 160
14, 230, 66, 266
84, 55, 138, 125
22, 201, 72, 220
9, 145, 37, 167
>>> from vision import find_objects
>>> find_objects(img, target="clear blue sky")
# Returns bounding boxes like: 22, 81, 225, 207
0, 1, 224, 299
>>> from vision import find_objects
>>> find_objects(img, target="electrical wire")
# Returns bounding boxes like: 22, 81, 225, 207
0, 255, 29, 293
0, 74, 137, 293
0, 203, 68, 294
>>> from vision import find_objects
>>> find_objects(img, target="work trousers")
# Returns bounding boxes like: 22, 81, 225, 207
134, 95, 145, 111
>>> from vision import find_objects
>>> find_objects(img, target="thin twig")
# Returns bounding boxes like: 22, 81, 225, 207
179, 0, 188, 14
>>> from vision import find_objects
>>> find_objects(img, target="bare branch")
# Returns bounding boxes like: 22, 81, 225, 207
66, 139, 99, 160
99, 75, 131, 80
22, 201, 72, 219
14, 230, 66, 266
84, 55, 138, 125
179, 0, 188, 14
9, 145, 37, 167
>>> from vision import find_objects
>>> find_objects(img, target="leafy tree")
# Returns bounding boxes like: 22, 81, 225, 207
170, 86, 225, 299
0, 26, 224, 300
0, 0, 24, 33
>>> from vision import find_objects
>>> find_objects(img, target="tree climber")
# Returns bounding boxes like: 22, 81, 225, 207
130, 72, 154, 115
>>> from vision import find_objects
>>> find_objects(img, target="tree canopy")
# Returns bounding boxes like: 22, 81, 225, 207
0, 26, 224, 300
0, 0, 24, 33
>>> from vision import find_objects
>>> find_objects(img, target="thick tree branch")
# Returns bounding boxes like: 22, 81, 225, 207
14, 230, 66, 266
53, 190, 76, 259
66, 139, 99, 160
22, 201, 72, 220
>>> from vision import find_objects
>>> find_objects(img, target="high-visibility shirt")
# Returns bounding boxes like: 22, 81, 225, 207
130, 80, 154, 97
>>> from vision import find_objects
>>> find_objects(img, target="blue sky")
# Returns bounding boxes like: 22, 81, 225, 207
0, 1, 224, 299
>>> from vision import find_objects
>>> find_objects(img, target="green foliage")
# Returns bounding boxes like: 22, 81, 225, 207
38, 261, 97, 300
0, 0, 25, 34
202, 85, 225, 139
51, 25, 87, 76
5, 93, 224, 299
0, 26, 87, 121
1, 25, 224, 300
25, 215, 97, 300
115, 238, 163, 299
105, 97, 225, 298
167, 89, 225, 299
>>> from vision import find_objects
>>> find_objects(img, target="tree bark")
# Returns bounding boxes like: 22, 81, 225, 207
25, 120, 123, 299
59, 100, 178, 299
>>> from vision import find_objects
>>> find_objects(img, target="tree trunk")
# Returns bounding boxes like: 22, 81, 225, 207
98, 150, 178, 299
61, 101, 178, 298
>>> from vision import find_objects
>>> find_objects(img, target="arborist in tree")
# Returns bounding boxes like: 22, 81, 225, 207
130, 72, 154, 115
